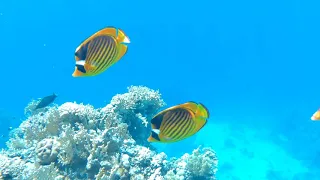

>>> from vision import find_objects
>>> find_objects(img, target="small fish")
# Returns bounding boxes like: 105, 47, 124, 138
147, 101, 209, 143
35, 93, 57, 110
311, 108, 320, 120
72, 26, 130, 77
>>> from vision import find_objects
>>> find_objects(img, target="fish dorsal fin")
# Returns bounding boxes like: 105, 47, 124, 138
178, 101, 198, 114
180, 101, 209, 119
92, 27, 130, 44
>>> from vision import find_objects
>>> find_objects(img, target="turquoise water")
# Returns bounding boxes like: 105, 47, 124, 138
1, 0, 320, 179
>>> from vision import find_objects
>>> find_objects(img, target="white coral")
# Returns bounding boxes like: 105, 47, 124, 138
0, 86, 218, 180
36, 138, 61, 165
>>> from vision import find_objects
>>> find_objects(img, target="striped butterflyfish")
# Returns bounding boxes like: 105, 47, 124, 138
147, 101, 209, 143
72, 26, 130, 77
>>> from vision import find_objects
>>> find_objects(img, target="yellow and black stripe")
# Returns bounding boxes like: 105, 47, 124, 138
72, 27, 130, 77
148, 101, 209, 143
85, 35, 119, 75
160, 108, 197, 141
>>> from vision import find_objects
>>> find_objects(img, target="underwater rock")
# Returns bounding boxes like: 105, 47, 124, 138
0, 85, 218, 179
36, 138, 61, 165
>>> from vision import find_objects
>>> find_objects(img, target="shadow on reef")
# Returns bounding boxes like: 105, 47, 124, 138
0, 86, 218, 180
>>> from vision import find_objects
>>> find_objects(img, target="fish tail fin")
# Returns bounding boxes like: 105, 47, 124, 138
193, 116, 207, 133
197, 103, 210, 118
116, 28, 130, 44
115, 28, 130, 61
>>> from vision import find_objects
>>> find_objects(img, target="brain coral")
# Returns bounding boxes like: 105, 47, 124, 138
0, 85, 218, 180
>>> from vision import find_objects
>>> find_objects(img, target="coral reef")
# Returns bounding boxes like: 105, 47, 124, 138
0, 85, 218, 180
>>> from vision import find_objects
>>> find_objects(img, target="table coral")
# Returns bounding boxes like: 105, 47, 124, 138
0, 86, 218, 180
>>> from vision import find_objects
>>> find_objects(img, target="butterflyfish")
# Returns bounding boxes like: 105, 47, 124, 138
311, 108, 320, 121
35, 93, 57, 109
72, 26, 130, 77
147, 101, 209, 143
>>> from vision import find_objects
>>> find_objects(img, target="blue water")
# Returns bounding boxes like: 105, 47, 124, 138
1, 0, 320, 179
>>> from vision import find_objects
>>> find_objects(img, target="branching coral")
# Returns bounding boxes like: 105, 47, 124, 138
0, 85, 218, 180
102, 85, 166, 146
